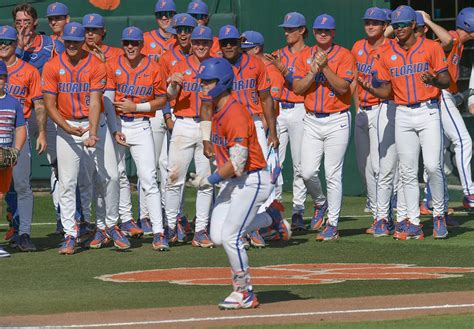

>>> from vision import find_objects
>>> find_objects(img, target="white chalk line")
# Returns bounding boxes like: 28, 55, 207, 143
18, 303, 474, 328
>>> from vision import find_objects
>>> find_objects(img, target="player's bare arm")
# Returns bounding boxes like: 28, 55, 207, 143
417, 11, 453, 51
358, 77, 392, 100
166, 72, 184, 100
14, 124, 27, 154
293, 55, 319, 95
421, 70, 451, 89
200, 100, 214, 158
44, 93, 86, 136
260, 91, 279, 147
84, 91, 102, 147
350, 78, 360, 111
33, 99, 47, 154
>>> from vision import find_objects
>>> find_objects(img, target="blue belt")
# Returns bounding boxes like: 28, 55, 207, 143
307, 109, 349, 118
120, 116, 149, 122
360, 100, 389, 111
281, 102, 296, 109
404, 99, 438, 109
176, 116, 200, 122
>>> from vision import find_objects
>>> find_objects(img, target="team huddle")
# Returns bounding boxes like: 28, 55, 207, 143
0, 0, 473, 310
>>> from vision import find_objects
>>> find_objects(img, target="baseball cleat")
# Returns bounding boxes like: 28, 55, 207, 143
192, 230, 214, 248
393, 220, 408, 240
433, 216, 448, 239
120, 220, 144, 238
218, 290, 259, 310
152, 233, 170, 251
9, 234, 19, 249
176, 216, 188, 243
316, 224, 339, 241
168, 227, 178, 244
77, 222, 95, 243
419, 201, 432, 216
248, 230, 266, 248
138, 218, 153, 236
364, 199, 371, 213
278, 218, 292, 241
240, 236, 250, 250
463, 194, 474, 209
59, 235, 76, 255
266, 200, 292, 240
365, 219, 377, 234
291, 213, 306, 231
18, 234, 37, 252
106, 226, 131, 250
0, 246, 11, 258
445, 214, 459, 229
373, 219, 391, 237
397, 222, 424, 240
310, 201, 328, 231
259, 226, 280, 242
4, 227, 15, 241
89, 229, 110, 249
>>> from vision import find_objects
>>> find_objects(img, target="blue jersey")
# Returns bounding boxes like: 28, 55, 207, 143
16, 34, 63, 73
0, 94, 25, 148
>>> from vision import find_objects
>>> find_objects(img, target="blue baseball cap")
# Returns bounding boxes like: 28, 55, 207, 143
82, 13, 105, 29
172, 13, 197, 28
382, 8, 392, 22
313, 14, 336, 29
391, 6, 416, 25
218, 25, 240, 40
241, 31, 264, 49
415, 12, 425, 27
191, 26, 213, 40
279, 12, 306, 28
0, 61, 7, 76
0, 25, 17, 41
46, 2, 69, 17
363, 7, 387, 22
62, 22, 85, 42
166, 26, 177, 34
456, 7, 474, 32
155, 0, 176, 13
187, 1, 209, 15
122, 26, 143, 41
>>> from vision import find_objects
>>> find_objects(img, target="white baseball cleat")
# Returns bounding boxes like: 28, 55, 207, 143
218, 290, 259, 310
0, 246, 11, 258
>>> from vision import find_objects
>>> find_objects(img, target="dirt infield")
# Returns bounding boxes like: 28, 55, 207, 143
2, 291, 473, 328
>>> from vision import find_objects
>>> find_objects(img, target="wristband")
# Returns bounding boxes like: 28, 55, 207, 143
200, 120, 212, 141
136, 102, 151, 112
162, 104, 171, 115
207, 172, 223, 185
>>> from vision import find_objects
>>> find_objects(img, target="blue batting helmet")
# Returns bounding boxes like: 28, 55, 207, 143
198, 58, 234, 99
456, 7, 474, 32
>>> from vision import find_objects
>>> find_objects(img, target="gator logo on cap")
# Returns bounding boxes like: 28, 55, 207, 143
70, 26, 77, 34
88, 15, 95, 23
285, 14, 292, 22
51, 4, 57, 11
321, 16, 328, 25
192, 2, 200, 10
198, 27, 205, 35
180, 16, 187, 24
159, 0, 167, 9
394, 10, 401, 18
368, 8, 375, 16
0, 27, 7, 35
128, 27, 134, 36
225, 26, 231, 35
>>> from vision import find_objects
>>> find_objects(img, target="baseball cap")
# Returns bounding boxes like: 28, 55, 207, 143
218, 25, 240, 40
82, 13, 105, 29
391, 6, 416, 25
313, 14, 336, 29
191, 26, 213, 40
456, 7, 474, 32
187, 1, 209, 15
122, 26, 143, 41
0, 25, 17, 41
172, 13, 197, 28
155, 0, 176, 13
62, 22, 85, 42
0, 61, 7, 76
363, 7, 387, 22
166, 26, 177, 34
241, 31, 264, 49
46, 2, 69, 17
415, 12, 425, 27
382, 8, 392, 22
279, 12, 306, 28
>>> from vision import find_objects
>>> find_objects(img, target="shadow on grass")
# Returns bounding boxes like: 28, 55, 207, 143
257, 290, 310, 304
266, 237, 309, 248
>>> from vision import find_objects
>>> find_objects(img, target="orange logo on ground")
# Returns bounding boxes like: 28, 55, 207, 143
96, 263, 474, 285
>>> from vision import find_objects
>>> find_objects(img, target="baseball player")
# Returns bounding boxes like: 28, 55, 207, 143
469, 62, 474, 115
0, 60, 27, 258
267, 12, 327, 232
418, 9, 474, 210
46, 2, 69, 47
186, 0, 221, 57
103, 26, 168, 250
192, 57, 290, 309
351, 7, 398, 237
0, 25, 45, 251
165, 25, 214, 247
42, 22, 129, 254
359, 5, 451, 240
293, 14, 356, 241
82, 13, 123, 62
143, 0, 177, 61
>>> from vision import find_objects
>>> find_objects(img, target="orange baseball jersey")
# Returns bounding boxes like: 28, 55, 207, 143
374, 37, 448, 105
158, 44, 188, 79
230, 53, 271, 115
143, 29, 176, 61
101, 44, 123, 61
261, 57, 284, 116
42, 52, 107, 120
6, 58, 43, 119
211, 96, 267, 172
210, 36, 222, 57
106, 55, 166, 118
351, 38, 393, 107
170, 55, 207, 117
294, 44, 356, 113
274, 45, 307, 103
445, 30, 464, 94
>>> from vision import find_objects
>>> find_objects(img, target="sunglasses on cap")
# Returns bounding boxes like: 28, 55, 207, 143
191, 14, 208, 20
0, 40, 15, 46
122, 40, 140, 47
392, 22, 411, 29
156, 11, 175, 19
219, 38, 239, 47
176, 26, 193, 34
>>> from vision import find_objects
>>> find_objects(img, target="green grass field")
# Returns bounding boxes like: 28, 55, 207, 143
0, 189, 473, 319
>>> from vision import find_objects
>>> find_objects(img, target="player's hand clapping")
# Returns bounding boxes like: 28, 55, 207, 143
114, 98, 137, 113
357, 77, 373, 93
314, 50, 328, 69
169, 72, 184, 88
421, 70, 439, 86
